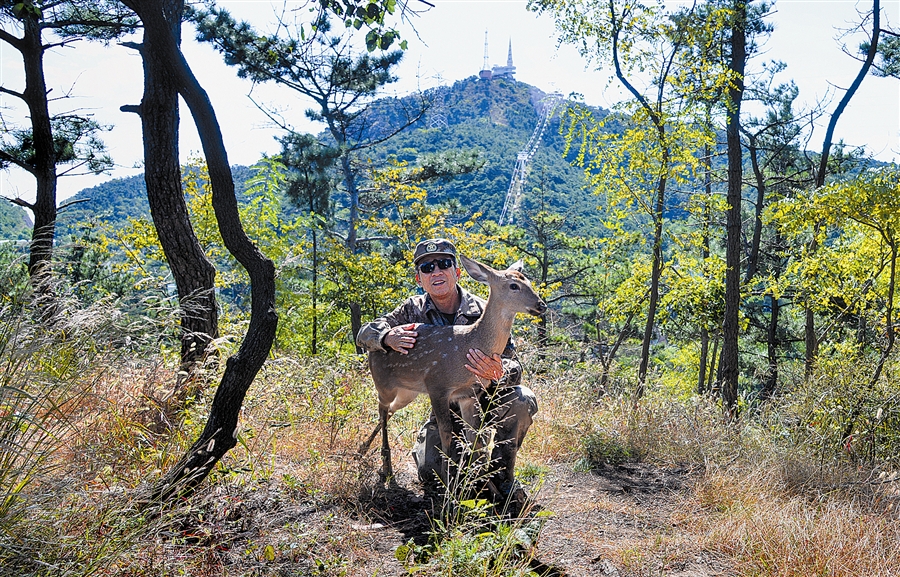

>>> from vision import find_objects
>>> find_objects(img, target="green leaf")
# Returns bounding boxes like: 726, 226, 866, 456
263, 544, 275, 561
365, 30, 378, 51
394, 543, 410, 562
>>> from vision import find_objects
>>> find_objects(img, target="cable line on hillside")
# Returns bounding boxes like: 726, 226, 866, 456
498, 93, 564, 226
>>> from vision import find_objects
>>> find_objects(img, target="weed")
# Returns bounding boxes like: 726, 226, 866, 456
515, 462, 549, 486
581, 429, 634, 467
392, 401, 556, 577
396, 500, 553, 577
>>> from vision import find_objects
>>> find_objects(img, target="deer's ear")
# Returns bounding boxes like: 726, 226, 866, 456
508, 260, 525, 273
460, 255, 492, 283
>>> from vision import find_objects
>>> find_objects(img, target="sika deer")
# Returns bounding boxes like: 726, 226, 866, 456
362, 255, 547, 481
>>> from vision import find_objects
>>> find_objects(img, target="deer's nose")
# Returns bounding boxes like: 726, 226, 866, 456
533, 301, 547, 315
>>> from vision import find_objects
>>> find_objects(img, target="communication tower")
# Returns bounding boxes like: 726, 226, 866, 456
428, 86, 449, 129
479, 30, 493, 80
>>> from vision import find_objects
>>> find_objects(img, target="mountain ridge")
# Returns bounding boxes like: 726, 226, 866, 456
4, 76, 600, 241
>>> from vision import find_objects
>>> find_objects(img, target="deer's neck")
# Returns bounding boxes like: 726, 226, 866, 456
469, 294, 515, 355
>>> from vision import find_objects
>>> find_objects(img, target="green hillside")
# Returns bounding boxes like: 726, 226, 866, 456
57, 174, 150, 237
370, 77, 600, 231
0, 199, 31, 241
56, 166, 256, 238
53, 77, 599, 237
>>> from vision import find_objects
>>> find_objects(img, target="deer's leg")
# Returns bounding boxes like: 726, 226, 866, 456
430, 396, 462, 486
358, 421, 382, 455
379, 405, 394, 482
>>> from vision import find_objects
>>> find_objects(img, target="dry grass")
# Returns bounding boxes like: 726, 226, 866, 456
5, 316, 900, 576
695, 469, 900, 577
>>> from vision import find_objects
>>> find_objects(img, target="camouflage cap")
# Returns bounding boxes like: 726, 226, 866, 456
413, 238, 457, 265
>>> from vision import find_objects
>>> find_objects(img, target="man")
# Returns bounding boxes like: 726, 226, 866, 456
356, 238, 537, 506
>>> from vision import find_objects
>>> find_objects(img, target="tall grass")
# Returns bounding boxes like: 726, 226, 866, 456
697, 468, 900, 577
0, 272, 185, 575
3, 258, 900, 576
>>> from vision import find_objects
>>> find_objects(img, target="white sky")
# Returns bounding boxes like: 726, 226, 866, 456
1, 0, 898, 208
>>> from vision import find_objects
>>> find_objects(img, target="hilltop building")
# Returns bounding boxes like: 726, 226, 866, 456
492, 40, 517, 79
478, 32, 516, 81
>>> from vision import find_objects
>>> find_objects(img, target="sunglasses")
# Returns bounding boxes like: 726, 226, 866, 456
418, 258, 456, 274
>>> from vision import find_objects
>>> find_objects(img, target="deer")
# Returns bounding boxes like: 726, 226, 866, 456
360, 255, 547, 483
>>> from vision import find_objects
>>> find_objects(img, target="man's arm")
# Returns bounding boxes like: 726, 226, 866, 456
356, 298, 421, 353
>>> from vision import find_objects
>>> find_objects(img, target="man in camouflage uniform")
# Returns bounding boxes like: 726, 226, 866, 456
356, 238, 537, 506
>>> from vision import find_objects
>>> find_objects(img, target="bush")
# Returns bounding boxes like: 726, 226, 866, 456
581, 429, 635, 468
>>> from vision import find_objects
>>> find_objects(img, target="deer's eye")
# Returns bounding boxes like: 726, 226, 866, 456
510, 283, 520, 291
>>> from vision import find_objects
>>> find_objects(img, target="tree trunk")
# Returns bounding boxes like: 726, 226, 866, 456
350, 302, 363, 353
311, 226, 318, 355
19, 14, 57, 281
338, 153, 365, 352
719, 0, 747, 418
698, 328, 710, 395
805, 0, 881, 377
124, 0, 277, 504
744, 133, 765, 284
637, 171, 667, 395
698, 135, 713, 396
707, 333, 720, 395
133, 0, 219, 370
607, 11, 669, 395
600, 308, 637, 396
537, 249, 550, 350
843, 240, 896, 441
761, 292, 780, 400
341, 153, 359, 252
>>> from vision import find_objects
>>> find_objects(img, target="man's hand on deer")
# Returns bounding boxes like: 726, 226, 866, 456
383, 323, 420, 354
465, 348, 504, 382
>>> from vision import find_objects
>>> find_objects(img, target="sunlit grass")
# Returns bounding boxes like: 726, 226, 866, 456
4, 285, 900, 576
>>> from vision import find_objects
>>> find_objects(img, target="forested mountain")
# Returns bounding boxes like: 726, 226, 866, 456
56, 174, 151, 237
31, 76, 598, 240
0, 199, 31, 241
54, 165, 256, 238
369, 76, 599, 229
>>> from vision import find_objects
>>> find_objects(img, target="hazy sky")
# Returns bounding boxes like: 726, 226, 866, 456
1, 0, 898, 206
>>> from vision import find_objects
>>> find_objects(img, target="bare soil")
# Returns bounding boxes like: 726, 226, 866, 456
175, 459, 737, 576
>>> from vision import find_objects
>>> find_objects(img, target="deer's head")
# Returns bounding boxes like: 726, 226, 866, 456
460, 255, 547, 317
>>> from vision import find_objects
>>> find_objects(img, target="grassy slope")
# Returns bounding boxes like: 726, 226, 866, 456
4, 307, 899, 576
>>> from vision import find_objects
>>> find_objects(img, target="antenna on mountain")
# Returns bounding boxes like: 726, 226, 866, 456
479, 30, 493, 80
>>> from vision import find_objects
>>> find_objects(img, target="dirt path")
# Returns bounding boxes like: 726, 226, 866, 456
534, 464, 734, 576
198, 462, 736, 576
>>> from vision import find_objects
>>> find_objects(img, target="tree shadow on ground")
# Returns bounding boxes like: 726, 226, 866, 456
589, 462, 691, 494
